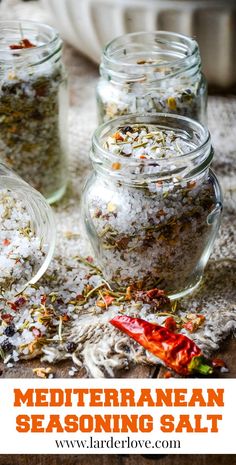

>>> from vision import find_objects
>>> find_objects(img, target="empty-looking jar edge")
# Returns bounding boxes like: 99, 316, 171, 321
0, 163, 56, 295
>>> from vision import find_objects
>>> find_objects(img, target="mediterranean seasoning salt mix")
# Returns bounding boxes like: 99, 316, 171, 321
82, 114, 222, 299
0, 21, 68, 203
97, 31, 207, 124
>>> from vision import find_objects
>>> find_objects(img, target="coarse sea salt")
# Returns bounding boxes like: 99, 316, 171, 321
85, 124, 219, 295
0, 190, 45, 298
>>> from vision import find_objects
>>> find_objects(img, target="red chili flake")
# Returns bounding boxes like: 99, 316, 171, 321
76, 294, 85, 301
2, 239, 10, 246
183, 314, 205, 333
104, 295, 115, 306
9, 38, 36, 50
164, 317, 177, 332
183, 321, 195, 333
1, 313, 14, 323
8, 296, 27, 311
7, 301, 18, 311
41, 295, 47, 305
212, 358, 227, 368
14, 296, 27, 308
197, 314, 205, 322
163, 370, 172, 378
156, 209, 166, 218
134, 288, 171, 311
32, 327, 41, 338
35, 85, 47, 97
96, 295, 115, 308
86, 256, 94, 263
61, 314, 70, 322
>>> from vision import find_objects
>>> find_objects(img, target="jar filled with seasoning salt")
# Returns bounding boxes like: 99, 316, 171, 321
97, 31, 207, 124
82, 113, 222, 299
0, 20, 68, 203
0, 162, 55, 298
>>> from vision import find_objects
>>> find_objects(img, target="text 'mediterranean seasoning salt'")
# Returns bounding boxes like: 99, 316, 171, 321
0, 20, 68, 203
97, 31, 207, 124
82, 113, 222, 299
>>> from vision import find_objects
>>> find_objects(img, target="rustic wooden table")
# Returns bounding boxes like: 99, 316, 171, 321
0, 453, 235, 465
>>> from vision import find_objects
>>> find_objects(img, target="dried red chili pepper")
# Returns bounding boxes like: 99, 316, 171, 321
9, 38, 36, 50
110, 315, 213, 376
164, 316, 177, 332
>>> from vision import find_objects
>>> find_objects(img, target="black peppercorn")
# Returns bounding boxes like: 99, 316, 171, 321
1, 340, 13, 353
121, 126, 133, 134
4, 325, 15, 337
66, 341, 77, 353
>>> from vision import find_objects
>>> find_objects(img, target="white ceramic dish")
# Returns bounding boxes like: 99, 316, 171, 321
41, 0, 236, 88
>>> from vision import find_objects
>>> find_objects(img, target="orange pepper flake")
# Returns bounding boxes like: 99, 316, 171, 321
112, 162, 121, 171
212, 358, 227, 368
140, 155, 147, 159
32, 367, 52, 379
187, 180, 196, 189
156, 209, 166, 218
28, 340, 39, 353
113, 132, 124, 141
183, 314, 205, 333
163, 370, 172, 378
2, 239, 10, 246
96, 301, 106, 308
10, 38, 36, 50
125, 286, 132, 301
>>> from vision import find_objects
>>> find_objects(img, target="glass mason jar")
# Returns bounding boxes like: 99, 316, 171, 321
97, 31, 207, 125
0, 20, 68, 204
0, 163, 56, 297
82, 114, 222, 300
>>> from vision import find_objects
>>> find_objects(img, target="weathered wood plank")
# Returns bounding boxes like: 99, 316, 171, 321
0, 455, 121, 465
121, 455, 236, 465
0, 455, 234, 465
0, 359, 156, 379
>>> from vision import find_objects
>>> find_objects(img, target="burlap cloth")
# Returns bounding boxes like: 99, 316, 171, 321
0, 0, 235, 378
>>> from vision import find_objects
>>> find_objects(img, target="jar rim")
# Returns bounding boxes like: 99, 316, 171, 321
92, 113, 212, 182
0, 20, 61, 64
101, 31, 200, 82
